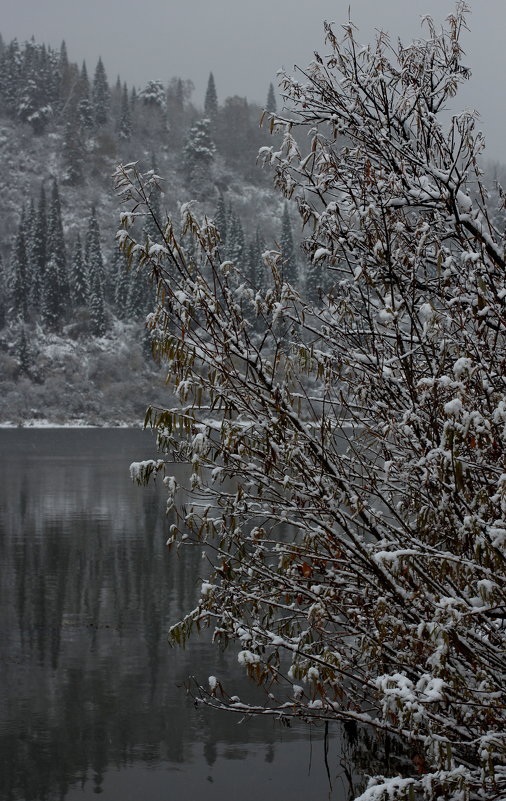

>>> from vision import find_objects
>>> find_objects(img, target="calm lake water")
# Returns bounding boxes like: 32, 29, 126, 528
0, 428, 355, 801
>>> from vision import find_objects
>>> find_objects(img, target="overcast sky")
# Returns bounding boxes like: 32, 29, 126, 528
2, 0, 505, 161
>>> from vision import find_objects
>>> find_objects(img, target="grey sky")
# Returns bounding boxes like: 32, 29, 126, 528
2, 0, 505, 161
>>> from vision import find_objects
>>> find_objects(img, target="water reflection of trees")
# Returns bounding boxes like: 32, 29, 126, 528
0, 431, 329, 801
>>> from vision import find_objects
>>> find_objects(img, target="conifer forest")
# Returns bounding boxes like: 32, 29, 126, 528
0, 35, 291, 423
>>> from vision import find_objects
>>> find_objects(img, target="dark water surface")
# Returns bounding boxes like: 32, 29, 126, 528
0, 429, 351, 801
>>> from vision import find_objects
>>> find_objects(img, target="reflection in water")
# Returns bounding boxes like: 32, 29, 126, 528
0, 429, 349, 801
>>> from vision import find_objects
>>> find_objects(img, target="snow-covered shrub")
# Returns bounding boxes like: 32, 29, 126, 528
118, 5, 506, 799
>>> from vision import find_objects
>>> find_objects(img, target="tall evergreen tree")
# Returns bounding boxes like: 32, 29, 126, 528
226, 212, 245, 265
88, 264, 107, 336
85, 207, 104, 287
183, 118, 216, 198
112, 248, 130, 318
85, 207, 110, 322
78, 62, 94, 131
46, 179, 68, 308
69, 234, 88, 308
41, 179, 68, 330
118, 82, 131, 140
44, 43, 62, 110
30, 184, 47, 313
266, 82, 277, 113
41, 254, 63, 331
0, 253, 10, 331
0, 253, 7, 329
126, 262, 146, 321
204, 72, 218, 118
11, 210, 30, 323
246, 227, 266, 290
280, 201, 297, 284
16, 324, 31, 376
62, 112, 85, 185
92, 57, 109, 127
58, 40, 73, 104
0, 40, 21, 115
214, 192, 227, 247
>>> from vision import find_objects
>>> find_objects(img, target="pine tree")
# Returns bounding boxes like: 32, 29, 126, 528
44, 43, 62, 110
62, 112, 85, 185
112, 74, 122, 119
246, 227, 265, 289
78, 62, 94, 131
214, 192, 227, 247
139, 80, 166, 112
280, 201, 297, 284
88, 263, 107, 336
0, 253, 7, 329
30, 184, 47, 314
92, 57, 109, 128
204, 72, 218, 118
0, 40, 21, 116
85, 207, 103, 279
58, 40, 73, 105
85, 207, 107, 300
41, 254, 63, 331
41, 179, 68, 330
69, 234, 88, 308
17, 324, 30, 376
183, 118, 216, 198
266, 82, 277, 113
46, 179, 68, 311
226, 212, 245, 265
10, 210, 30, 323
112, 248, 130, 318
17, 44, 52, 136
118, 82, 131, 140
126, 260, 146, 320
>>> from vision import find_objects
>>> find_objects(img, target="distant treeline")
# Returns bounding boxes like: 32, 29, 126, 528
0, 35, 277, 187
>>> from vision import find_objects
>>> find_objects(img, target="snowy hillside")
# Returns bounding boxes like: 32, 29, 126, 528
0, 36, 293, 425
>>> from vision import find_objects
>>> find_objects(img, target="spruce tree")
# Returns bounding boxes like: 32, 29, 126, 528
11, 210, 30, 323
62, 112, 85, 185
69, 234, 88, 308
0, 40, 21, 116
214, 192, 227, 247
88, 264, 107, 336
0, 253, 7, 329
85, 206, 109, 303
85, 207, 104, 282
17, 324, 30, 376
92, 57, 109, 128
30, 184, 47, 314
46, 179, 68, 311
280, 201, 297, 284
112, 248, 130, 318
58, 40, 73, 103
266, 82, 277, 113
45, 43, 62, 110
42, 254, 63, 331
204, 72, 218, 118
183, 118, 216, 198
118, 82, 131, 140
126, 260, 146, 320
78, 62, 94, 131
226, 212, 245, 265
246, 227, 266, 290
